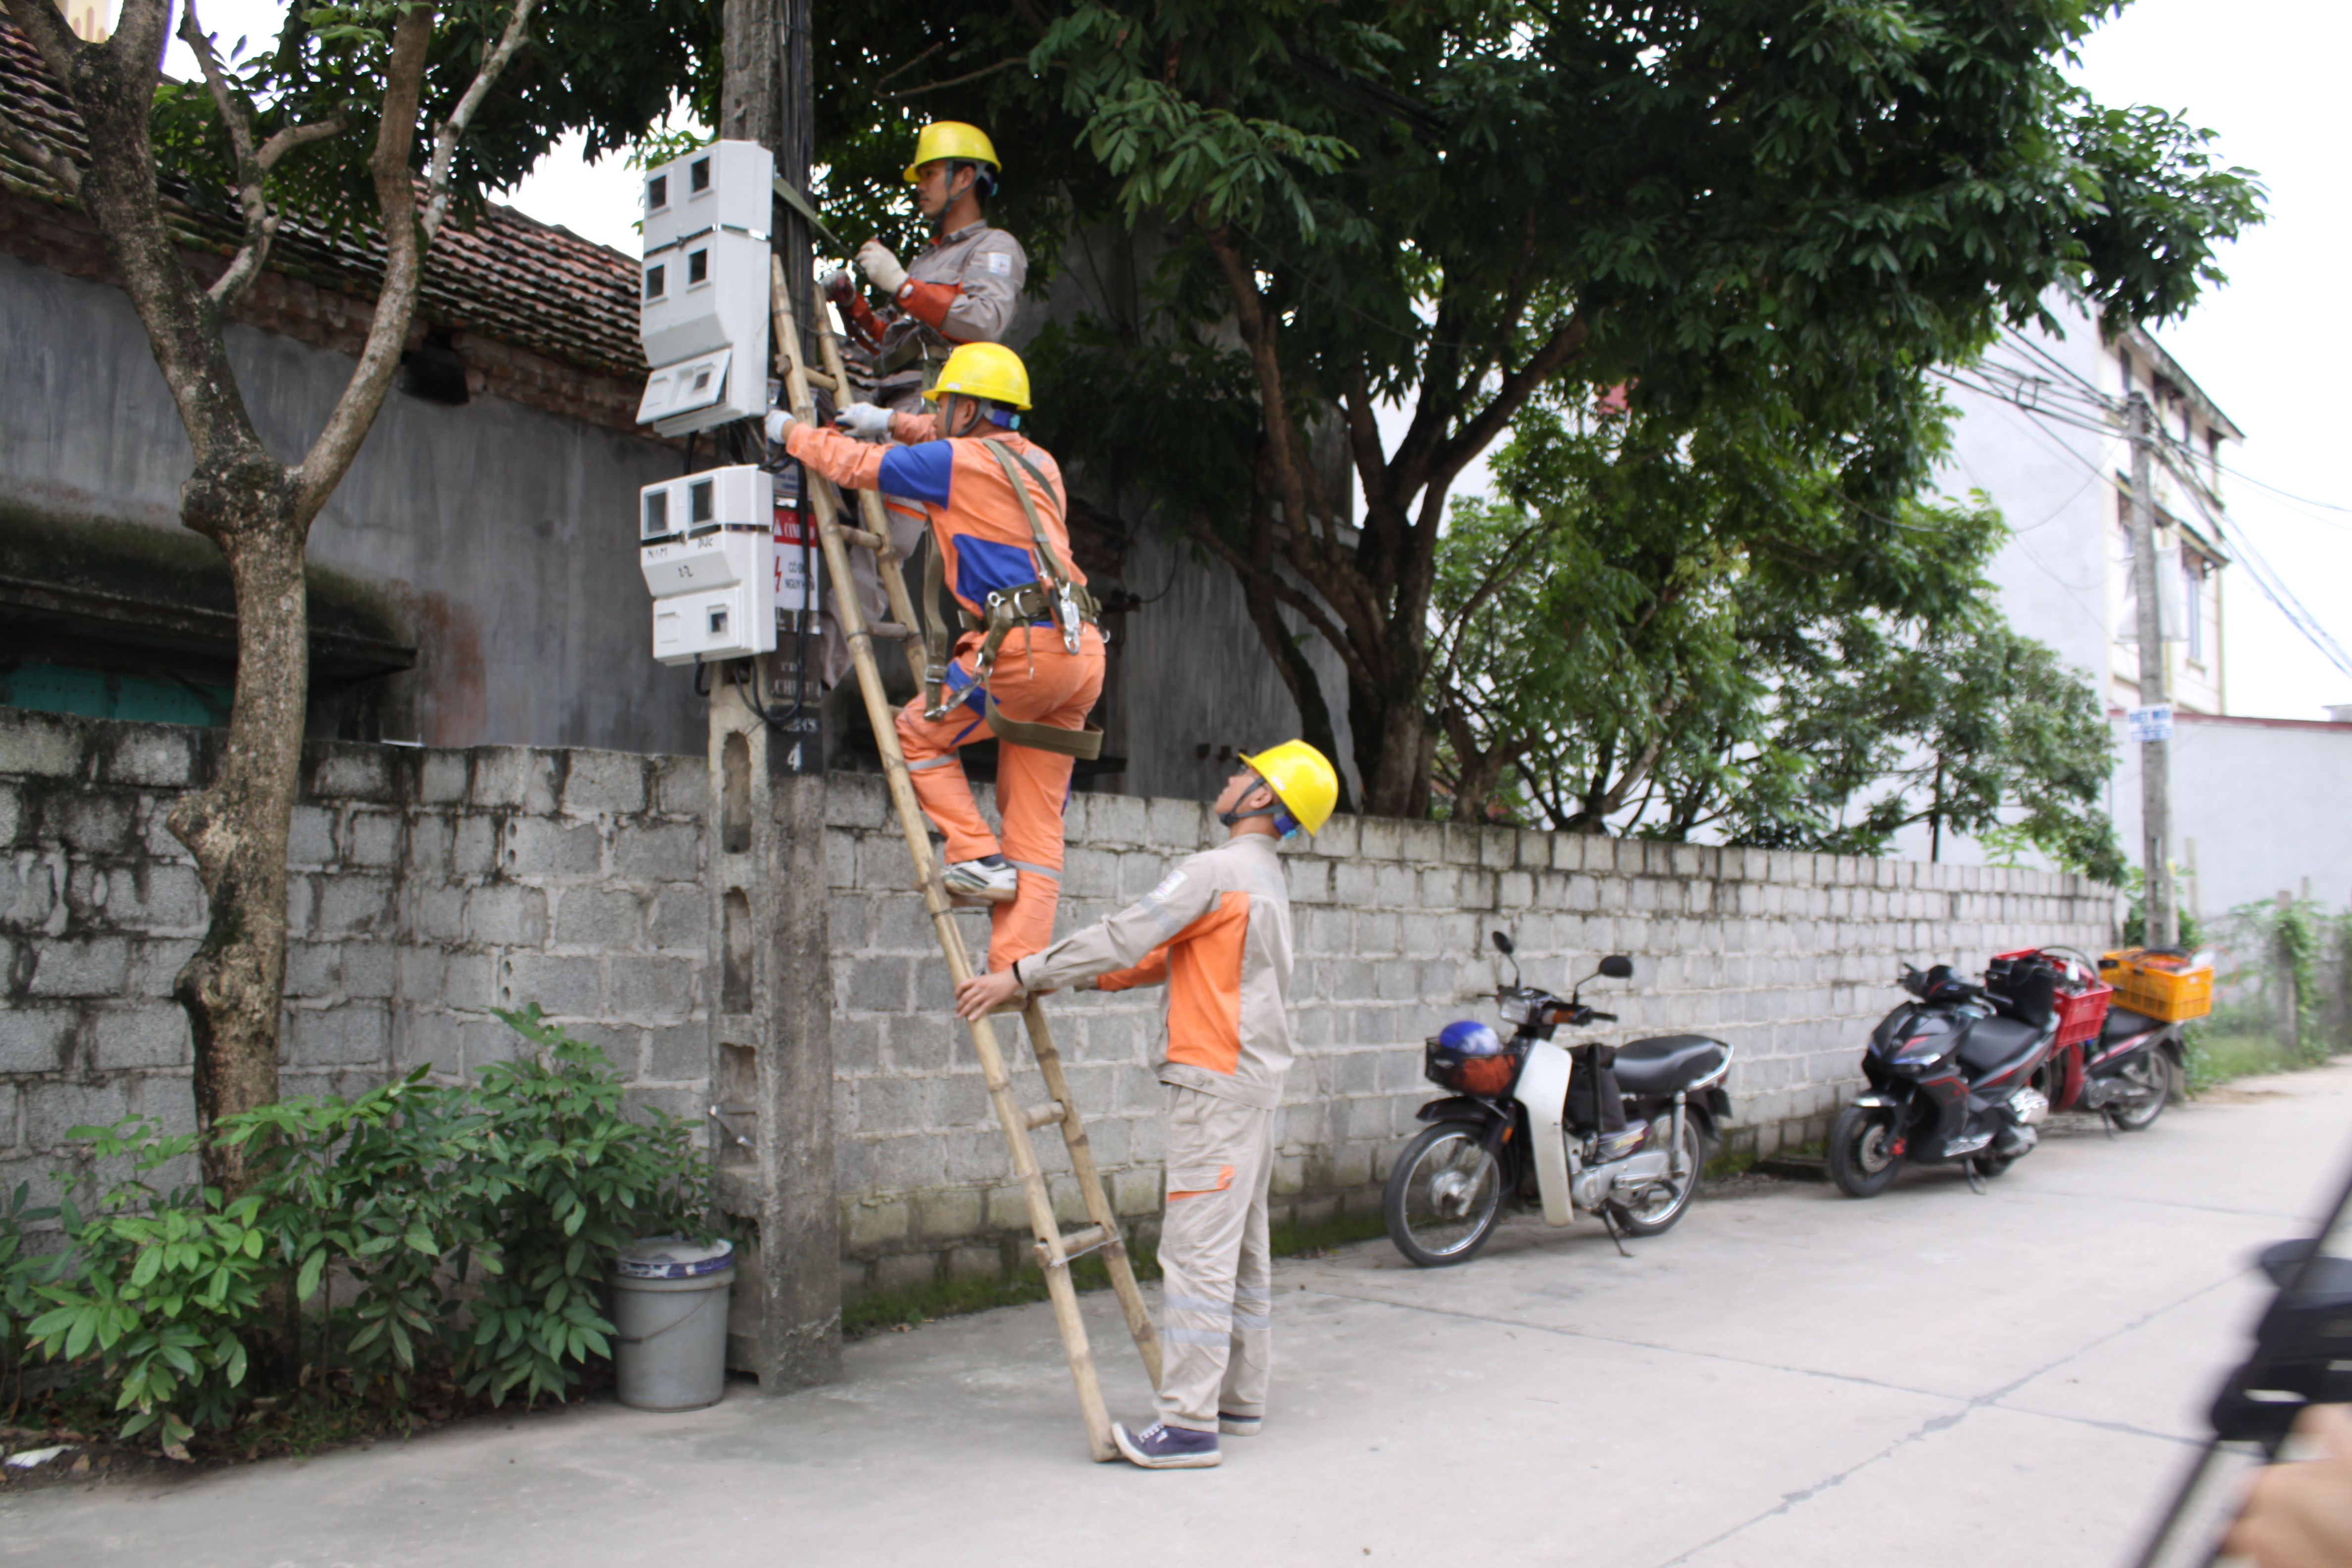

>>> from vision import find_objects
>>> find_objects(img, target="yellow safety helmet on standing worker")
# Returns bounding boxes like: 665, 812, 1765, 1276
1238, 740, 1340, 837
904, 122, 1001, 184
925, 342, 1031, 410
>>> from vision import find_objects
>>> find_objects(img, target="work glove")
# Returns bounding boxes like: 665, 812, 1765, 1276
835, 402, 893, 442
856, 239, 909, 297
763, 407, 798, 444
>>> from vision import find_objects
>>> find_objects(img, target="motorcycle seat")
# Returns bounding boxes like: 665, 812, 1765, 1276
1611, 1034, 1729, 1096
1956, 1015, 2048, 1078
2100, 1005, 2164, 1044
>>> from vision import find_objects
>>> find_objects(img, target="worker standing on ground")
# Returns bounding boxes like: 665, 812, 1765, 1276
768, 343, 1100, 970
819, 121, 1029, 686
952, 743, 1340, 1470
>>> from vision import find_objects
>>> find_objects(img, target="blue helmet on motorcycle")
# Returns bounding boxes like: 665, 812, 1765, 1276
1438, 1020, 1504, 1057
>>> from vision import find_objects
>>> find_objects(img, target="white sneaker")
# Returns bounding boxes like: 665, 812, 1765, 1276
942, 856, 1018, 903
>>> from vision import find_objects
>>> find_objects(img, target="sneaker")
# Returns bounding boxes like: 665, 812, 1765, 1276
1217, 1412, 1261, 1437
942, 855, 1018, 903
1113, 1421, 1221, 1469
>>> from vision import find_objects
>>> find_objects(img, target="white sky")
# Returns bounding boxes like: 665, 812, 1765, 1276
150, 0, 2352, 720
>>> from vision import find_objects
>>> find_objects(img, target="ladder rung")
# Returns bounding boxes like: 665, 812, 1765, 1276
828, 521, 888, 552
1042, 1224, 1112, 1265
851, 621, 914, 640
1023, 1099, 1067, 1130
801, 366, 838, 392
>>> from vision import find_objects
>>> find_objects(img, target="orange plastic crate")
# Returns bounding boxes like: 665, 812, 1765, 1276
2100, 949, 2213, 1022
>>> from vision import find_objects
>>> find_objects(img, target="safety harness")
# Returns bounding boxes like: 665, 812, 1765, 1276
918, 435, 1104, 761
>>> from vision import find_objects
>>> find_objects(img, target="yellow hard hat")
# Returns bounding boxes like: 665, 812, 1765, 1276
1239, 740, 1340, 836
904, 121, 1001, 183
924, 342, 1031, 409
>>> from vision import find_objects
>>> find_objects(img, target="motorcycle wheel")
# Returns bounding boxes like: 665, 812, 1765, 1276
1828, 1104, 1905, 1198
1384, 1124, 1505, 1268
2107, 1050, 2178, 1133
1609, 1117, 1707, 1236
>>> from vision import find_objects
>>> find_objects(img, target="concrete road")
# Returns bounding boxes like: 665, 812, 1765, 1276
9, 1065, 2352, 1568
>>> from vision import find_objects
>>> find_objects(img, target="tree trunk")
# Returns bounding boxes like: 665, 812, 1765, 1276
169, 491, 310, 1198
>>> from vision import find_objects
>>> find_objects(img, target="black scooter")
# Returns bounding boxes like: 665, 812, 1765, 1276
1828, 961, 2060, 1197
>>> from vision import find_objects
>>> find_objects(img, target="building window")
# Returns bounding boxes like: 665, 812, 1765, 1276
2183, 554, 2205, 665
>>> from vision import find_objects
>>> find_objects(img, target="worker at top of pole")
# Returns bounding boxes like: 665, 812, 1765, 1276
831, 120, 1027, 414
952, 741, 1342, 1470
766, 342, 1101, 971
814, 120, 1029, 690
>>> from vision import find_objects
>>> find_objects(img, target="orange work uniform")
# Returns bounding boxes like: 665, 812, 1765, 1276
784, 414, 1103, 969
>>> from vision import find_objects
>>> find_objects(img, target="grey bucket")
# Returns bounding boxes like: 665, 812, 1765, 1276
610, 1236, 735, 1411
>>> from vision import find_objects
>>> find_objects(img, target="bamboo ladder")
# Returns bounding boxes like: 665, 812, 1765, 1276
767, 261, 1162, 1460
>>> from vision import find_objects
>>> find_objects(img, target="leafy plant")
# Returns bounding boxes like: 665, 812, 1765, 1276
0, 1008, 710, 1451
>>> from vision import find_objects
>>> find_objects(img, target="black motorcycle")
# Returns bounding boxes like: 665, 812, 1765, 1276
1828, 960, 2060, 1197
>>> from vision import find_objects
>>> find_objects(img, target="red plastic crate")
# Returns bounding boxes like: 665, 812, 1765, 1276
1991, 947, 2112, 1048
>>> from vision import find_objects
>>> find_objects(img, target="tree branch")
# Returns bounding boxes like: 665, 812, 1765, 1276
1426, 311, 1590, 496
420, 0, 541, 243
179, 0, 282, 308
257, 115, 347, 171
888, 56, 1028, 99
1184, 512, 1375, 692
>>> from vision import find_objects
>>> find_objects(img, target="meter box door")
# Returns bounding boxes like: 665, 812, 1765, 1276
637, 140, 773, 440
639, 466, 776, 666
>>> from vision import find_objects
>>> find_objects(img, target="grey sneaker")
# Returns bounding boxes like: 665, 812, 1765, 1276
1113, 1421, 1220, 1469
1217, 1412, 1261, 1437
942, 855, 1018, 903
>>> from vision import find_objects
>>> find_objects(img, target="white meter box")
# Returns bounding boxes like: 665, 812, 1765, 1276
636, 141, 772, 439
639, 466, 776, 666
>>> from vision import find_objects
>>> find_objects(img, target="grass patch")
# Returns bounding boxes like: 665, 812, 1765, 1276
1704, 1145, 1761, 1180
843, 1206, 1391, 1341
2185, 1030, 2303, 1095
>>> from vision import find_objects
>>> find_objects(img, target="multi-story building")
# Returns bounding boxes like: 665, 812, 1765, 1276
1933, 295, 2352, 916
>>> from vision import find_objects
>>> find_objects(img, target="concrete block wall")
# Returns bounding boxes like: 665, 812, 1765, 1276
3, 711, 2116, 1295
0, 709, 710, 1213
818, 775, 2115, 1293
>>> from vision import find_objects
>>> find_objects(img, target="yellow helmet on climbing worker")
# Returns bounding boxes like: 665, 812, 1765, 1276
1236, 740, 1340, 837
905, 121, 1001, 194
926, 342, 1031, 410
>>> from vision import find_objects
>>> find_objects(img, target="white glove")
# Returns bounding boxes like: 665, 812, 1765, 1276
857, 238, 909, 296
763, 407, 797, 444
836, 402, 893, 442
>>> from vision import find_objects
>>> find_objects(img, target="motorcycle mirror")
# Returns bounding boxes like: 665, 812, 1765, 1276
1598, 955, 1633, 980
1490, 931, 1515, 956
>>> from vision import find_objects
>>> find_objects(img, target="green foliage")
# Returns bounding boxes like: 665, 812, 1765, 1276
145, 0, 715, 237
817, 0, 2264, 811
2201, 899, 2345, 1066
2119, 867, 2205, 949
1425, 389, 2121, 880
0, 1009, 709, 1452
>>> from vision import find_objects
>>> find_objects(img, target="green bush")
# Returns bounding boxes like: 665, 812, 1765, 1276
0, 1006, 710, 1453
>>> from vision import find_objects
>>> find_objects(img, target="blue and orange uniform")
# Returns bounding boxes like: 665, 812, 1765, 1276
784, 411, 1103, 968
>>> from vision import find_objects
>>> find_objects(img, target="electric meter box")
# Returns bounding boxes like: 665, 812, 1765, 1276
636, 141, 773, 439
639, 466, 776, 666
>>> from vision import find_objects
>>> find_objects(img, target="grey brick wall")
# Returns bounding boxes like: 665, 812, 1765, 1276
2, 711, 2115, 1297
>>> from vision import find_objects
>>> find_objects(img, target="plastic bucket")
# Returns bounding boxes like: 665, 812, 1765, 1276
609, 1236, 735, 1412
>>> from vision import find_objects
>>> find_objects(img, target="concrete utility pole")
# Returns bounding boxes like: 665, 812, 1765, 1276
2126, 390, 2178, 948
709, 0, 840, 1392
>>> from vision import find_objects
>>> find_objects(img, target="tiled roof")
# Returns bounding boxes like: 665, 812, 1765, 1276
0, 20, 645, 381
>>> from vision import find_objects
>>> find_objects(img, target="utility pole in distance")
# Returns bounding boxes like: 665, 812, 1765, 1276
2126, 389, 2178, 948
708, 0, 840, 1392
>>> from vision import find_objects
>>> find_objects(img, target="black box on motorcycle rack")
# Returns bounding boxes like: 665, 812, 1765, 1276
1424, 1036, 1527, 1097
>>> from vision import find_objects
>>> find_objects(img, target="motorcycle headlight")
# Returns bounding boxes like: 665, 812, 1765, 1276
1498, 994, 1537, 1027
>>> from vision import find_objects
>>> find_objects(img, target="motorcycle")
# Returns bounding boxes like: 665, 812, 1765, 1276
1382, 931, 1735, 1268
2021, 948, 2182, 1132
1828, 956, 2066, 1197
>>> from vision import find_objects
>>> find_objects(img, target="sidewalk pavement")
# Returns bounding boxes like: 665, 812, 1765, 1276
7, 1063, 2350, 1568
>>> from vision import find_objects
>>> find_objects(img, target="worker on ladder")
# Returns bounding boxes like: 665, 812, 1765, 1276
817, 121, 1028, 687
767, 342, 1100, 969
952, 742, 1342, 1470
